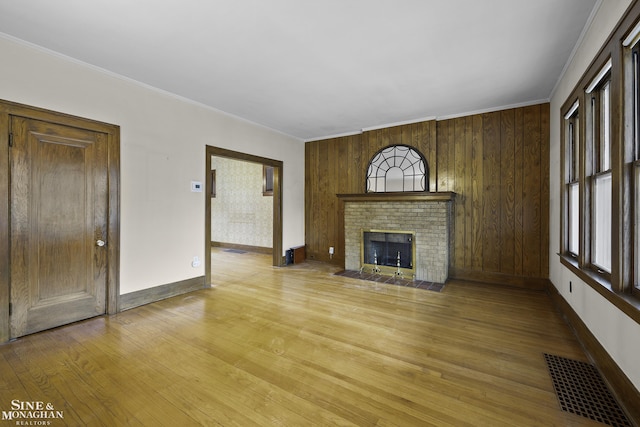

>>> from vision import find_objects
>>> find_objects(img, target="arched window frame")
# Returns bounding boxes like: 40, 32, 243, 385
366, 145, 429, 193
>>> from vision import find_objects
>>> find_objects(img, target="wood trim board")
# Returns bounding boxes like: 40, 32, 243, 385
120, 276, 205, 311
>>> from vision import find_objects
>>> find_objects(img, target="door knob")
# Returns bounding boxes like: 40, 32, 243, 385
96, 239, 106, 247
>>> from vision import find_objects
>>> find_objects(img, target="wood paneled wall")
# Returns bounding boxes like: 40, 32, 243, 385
305, 103, 550, 288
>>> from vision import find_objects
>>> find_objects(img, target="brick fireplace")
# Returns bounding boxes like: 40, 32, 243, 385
338, 192, 455, 283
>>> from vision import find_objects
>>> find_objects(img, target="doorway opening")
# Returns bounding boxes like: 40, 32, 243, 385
205, 146, 283, 285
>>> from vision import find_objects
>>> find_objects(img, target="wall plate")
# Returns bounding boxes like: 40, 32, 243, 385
191, 181, 203, 192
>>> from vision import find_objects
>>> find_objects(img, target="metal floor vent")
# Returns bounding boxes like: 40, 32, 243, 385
544, 353, 631, 427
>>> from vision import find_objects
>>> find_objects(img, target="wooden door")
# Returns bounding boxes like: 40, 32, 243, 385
10, 116, 109, 337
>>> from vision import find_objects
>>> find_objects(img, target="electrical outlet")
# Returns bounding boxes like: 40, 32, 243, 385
192, 256, 201, 267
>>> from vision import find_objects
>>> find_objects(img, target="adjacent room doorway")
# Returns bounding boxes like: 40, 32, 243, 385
204, 146, 283, 285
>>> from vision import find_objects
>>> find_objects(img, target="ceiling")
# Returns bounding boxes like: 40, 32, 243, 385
0, 0, 599, 141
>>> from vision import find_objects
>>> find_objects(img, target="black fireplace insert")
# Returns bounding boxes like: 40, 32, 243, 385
362, 230, 414, 272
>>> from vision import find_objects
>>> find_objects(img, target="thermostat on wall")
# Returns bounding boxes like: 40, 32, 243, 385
191, 181, 203, 192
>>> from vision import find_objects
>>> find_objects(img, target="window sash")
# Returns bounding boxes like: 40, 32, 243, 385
590, 78, 611, 173
565, 107, 580, 257
600, 81, 611, 171
569, 117, 579, 181
635, 163, 640, 289
634, 47, 640, 161
631, 42, 640, 295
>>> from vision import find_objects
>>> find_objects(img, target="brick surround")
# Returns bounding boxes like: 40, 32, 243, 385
343, 199, 453, 283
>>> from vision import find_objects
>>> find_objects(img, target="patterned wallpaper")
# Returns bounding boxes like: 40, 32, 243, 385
211, 157, 273, 248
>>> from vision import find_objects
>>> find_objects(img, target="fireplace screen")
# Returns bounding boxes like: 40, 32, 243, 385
362, 230, 415, 277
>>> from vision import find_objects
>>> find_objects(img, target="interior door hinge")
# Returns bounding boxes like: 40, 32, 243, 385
8, 132, 13, 147
8, 303, 12, 316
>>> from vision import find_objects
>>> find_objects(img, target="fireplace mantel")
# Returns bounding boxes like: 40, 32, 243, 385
337, 191, 455, 202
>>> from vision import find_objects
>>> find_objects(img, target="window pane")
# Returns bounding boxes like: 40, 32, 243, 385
593, 173, 612, 271
636, 165, 640, 288
570, 122, 577, 180
568, 182, 579, 255
635, 49, 640, 160
404, 175, 415, 191
386, 167, 404, 192
601, 81, 611, 170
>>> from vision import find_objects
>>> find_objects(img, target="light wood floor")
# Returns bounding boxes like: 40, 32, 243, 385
0, 249, 605, 426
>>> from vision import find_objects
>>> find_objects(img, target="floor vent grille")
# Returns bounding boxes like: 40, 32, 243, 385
544, 353, 631, 427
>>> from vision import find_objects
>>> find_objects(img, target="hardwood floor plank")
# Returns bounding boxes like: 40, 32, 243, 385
53, 327, 197, 426
2, 335, 117, 426
0, 350, 29, 399
0, 248, 611, 426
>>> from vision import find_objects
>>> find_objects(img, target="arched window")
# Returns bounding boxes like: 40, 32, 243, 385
366, 145, 428, 192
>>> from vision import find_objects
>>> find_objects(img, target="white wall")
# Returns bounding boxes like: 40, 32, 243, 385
0, 35, 305, 294
549, 0, 640, 390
